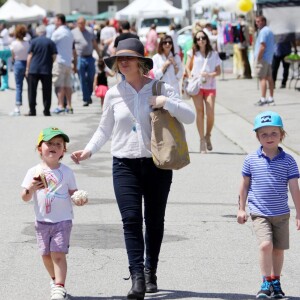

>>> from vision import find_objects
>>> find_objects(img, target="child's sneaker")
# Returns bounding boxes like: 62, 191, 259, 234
51, 285, 68, 300
272, 279, 285, 299
267, 98, 275, 106
50, 279, 56, 296
256, 280, 272, 298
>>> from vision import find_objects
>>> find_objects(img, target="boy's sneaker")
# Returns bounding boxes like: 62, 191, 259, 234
256, 280, 272, 298
272, 280, 285, 299
51, 285, 68, 300
255, 99, 267, 106
267, 98, 275, 106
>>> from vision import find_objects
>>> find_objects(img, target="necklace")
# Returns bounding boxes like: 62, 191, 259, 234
124, 81, 138, 133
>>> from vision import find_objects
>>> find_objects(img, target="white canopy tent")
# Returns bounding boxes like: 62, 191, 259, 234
0, 0, 46, 22
115, 0, 185, 20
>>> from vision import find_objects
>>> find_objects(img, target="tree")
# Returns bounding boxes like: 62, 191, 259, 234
0, 0, 7, 7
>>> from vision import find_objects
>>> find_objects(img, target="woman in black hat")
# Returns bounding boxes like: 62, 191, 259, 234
71, 38, 195, 300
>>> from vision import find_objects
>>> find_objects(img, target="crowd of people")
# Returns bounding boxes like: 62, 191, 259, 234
1, 11, 299, 300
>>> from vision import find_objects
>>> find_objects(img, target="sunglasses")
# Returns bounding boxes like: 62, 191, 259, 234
162, 41, 173, 45
196, 36, 207, 41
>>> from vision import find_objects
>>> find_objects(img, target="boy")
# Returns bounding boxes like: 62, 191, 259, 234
237, 111, 300, 298
21, 127, 87, 300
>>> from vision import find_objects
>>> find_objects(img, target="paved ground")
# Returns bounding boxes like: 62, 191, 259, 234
0, 67, 300, 300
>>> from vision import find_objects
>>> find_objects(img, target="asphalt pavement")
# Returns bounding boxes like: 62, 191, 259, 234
0, 67, 300, 300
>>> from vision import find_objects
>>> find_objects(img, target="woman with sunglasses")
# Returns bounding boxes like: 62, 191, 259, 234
152, 35, 183, 95
71, 38, 195, 300
185, 30, 221, 153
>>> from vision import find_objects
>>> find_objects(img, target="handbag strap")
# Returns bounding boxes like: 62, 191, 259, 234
201, 54, 209, 73
152, 80, 163, 96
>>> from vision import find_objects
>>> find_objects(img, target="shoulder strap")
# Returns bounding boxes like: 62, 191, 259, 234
152, 80, 163, 96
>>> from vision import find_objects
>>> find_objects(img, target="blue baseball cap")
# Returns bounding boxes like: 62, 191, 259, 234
253, 111, 283, 131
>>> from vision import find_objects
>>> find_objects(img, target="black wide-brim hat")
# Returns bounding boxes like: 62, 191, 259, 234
104, 38, 153, 70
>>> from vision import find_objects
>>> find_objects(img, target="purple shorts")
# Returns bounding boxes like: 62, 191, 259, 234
35, 220, 72, 255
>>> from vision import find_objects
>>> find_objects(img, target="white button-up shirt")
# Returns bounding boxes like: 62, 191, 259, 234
85, 79, 195, 159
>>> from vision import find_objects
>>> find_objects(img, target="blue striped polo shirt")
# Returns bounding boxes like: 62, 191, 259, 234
242, 146, 299, 216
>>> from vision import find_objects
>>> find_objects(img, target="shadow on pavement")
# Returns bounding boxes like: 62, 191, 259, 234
68, 290, 300, 300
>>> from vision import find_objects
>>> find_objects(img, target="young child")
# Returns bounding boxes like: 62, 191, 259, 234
237, 111, 300, 299
21, 127, 88, 300
93, 58, 114, 109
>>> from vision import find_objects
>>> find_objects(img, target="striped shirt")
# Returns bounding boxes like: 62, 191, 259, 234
242, 146, 299, 216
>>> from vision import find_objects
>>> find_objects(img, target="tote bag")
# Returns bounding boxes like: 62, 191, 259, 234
185, 55, 209, 96
150, 81, 190, 170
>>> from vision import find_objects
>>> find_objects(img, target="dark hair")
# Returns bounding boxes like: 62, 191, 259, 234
56, 13, 66, 25
256, 15, 267, 24
121, 21, 130, 30
15, 24, 27, 40
193, 30, 213, 57
158, 35, 175, 56
98, 59, 105, 71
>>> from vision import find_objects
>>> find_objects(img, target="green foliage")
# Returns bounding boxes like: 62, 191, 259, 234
0, 0, 6, 7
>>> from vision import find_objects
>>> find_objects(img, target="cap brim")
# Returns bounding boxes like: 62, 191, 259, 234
104, 55, 153, 71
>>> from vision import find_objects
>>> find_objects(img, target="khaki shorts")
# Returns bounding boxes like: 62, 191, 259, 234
255, 60, 272, 78
251, 214, 290, 249
52, 62, 72, 88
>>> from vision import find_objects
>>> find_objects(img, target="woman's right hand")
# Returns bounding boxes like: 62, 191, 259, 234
71, 150, 91, 164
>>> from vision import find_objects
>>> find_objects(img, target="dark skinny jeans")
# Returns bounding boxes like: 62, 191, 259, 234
113, 157, 172, 274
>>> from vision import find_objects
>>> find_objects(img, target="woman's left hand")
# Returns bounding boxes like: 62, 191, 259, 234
149, 95, 166, 109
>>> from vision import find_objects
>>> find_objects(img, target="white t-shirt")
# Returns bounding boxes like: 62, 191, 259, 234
188, 50, 221, 89
22, 163, 77, 223
100, 26, 116, 43
0, 28, 9, 46
10, 40, 30, 61
152, 53, 183, 95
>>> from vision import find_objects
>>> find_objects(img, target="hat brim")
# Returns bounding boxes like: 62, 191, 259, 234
104, 54, 153, 71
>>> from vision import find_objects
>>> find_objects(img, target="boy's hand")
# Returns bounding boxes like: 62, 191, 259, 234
237, 210, 248, 224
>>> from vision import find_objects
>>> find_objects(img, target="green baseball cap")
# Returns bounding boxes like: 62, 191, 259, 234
37, 127, 70, 146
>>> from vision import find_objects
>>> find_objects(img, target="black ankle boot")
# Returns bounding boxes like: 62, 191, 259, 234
127, 273, 146, 299
144, 268, 158, 293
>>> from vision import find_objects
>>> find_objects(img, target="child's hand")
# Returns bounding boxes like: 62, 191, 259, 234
71, 190, 88, 206
237, 210, 248, 224
31, 178, 45, 191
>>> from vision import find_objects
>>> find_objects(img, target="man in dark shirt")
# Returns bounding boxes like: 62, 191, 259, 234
112, 21, 139, 55
26, 25, 57, 116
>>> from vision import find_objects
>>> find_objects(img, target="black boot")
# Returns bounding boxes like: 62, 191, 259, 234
127, 273, 146, 299
144, 268, 158, 293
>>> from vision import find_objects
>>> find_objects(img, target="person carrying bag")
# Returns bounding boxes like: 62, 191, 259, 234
185, 56, 209, 96
150, 80, 190, 170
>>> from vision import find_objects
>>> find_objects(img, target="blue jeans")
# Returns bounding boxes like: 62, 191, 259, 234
77, 56, 95, 102
14, 60, 27, 105
113, 157, 172, 273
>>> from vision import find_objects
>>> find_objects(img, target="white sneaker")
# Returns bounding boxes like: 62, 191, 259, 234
51, 285, 68, 300
267, 98, 275, 106
50, 280, 56, 297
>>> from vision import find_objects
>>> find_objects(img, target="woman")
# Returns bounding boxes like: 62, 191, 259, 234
9, 24, 29, 116
71, 38, 194, 300
185, 30, 221, 153
152, 35, 183, 95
